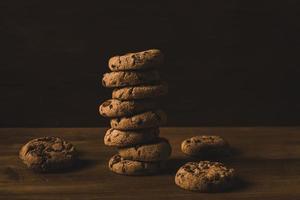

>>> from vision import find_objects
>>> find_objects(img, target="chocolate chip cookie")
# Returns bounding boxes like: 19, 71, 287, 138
19, 137, 77, 172
99, 99, 156, 118
110, 110, 167, 130
109, 154, 165, 175
104, 128, 159, 147
108, 49, 163, 71
175, 161, 236, 192
112, 82, 168, 100
102, 70, 160, 88
181, 136, 230, 158
118, 137, 172, 162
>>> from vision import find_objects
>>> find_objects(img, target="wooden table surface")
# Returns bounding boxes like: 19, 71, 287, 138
1, 127, 300, 200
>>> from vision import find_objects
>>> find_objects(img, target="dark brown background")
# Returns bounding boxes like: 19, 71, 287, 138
1, 0, 299, 127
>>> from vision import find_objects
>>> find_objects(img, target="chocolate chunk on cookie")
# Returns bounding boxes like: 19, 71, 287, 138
112, 82, 168, 100
118, 137, 172, 162
181, 136, 230, 158
109, 154, 165, 176
108, 49, 163, 71
110, 110, 167, 130
104, 128, 159, 147
102, 70, 160, 88
175, 161, 236, 192
19, 137, 77, 172
99, 99, 156, 118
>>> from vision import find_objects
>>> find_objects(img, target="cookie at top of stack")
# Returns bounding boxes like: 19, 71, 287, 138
108, 49, 163, 71
100, 49, 171, 176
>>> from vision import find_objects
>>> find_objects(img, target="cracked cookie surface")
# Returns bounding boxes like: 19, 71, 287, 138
181, 136, 229, 157
110, 110, 167, 130
112, 82, 168, 100
108, 154, 165, 175
99, 99, 156, 118
175, 161, 236, 192
108, 49, 163, 71
118, 137, 172, 162
102, 70, 160, 88
19, 137, 77, 172
104, 128, 159, 147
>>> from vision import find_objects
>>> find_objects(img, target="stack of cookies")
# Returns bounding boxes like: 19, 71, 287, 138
100, 49, 171, 175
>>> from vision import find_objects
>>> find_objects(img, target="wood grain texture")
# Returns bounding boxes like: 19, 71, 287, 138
1, 127, 300, 199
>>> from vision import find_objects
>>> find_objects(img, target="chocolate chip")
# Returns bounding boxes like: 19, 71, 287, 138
183, 165, 194, 173
102, 100, 111, 107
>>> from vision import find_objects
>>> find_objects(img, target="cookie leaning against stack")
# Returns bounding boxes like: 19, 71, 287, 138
100, 49, 171, 175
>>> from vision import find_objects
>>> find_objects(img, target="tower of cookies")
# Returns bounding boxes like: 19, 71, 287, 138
99, 49, 171, 175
